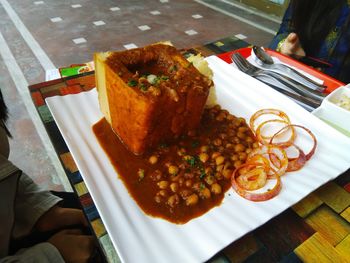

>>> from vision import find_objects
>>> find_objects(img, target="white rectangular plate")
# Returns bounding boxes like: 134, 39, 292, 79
46, 56, 350, 263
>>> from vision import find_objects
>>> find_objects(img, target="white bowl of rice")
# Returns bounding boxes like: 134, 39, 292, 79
312, 84, 350, 136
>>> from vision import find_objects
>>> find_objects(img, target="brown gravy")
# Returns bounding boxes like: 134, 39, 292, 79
92, 105, 257, 224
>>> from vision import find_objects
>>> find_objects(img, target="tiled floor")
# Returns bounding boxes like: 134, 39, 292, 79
0, 0, 279, 191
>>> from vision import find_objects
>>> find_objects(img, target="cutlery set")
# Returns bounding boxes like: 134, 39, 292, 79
231, 46, 327, 111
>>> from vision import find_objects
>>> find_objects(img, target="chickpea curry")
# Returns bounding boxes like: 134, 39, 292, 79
92, 105, 258, 224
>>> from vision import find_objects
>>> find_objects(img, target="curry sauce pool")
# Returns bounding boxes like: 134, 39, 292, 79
92, 105, 258, 224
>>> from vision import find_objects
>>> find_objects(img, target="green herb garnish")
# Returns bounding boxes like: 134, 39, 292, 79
139, 83, 147, 91
191, 140, 200, 148
199, 169, 206, 179
159, 142, 169, 149
169, 65, 178, 73
127, 79, 137, 87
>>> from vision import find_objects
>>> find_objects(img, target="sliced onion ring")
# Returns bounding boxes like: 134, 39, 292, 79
248, 145, 288, 178
235, 164, 268, 190
286, 144, 307, 172
249, 108, 291, 132
270, 124, 317, 161
231, 163, 282, 202
255, 119, 296, 147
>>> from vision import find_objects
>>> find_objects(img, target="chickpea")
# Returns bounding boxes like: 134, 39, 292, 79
226, 114, 235, 121
238, 126, 249, 133
192, 182, 201, 191
233, 160, 243, 168
237, 131, 246, 140
149, 155, 158, 164
245, 136, 254, 143
184, 173, 194, 179
185, 179, 192, 188
186, 193, 199, 206
234, 144, 246, 153
168, 165, 179, 175
253, 142, 259, 148
213, 138, 222, 146
216, 113, 225, 122
233, 137, 240, 144
178, 177, 185, 187
216, 164, 224, 172
167, 194, 180, 208
164, 162, 172, 168
158, 180, 169, 189
239, 152, 248, 161
215, 172, 223, 180
231, 154, 239, 161
183, 155, 192, 162
154, 195, 162, 203
222, 168, 233, 179
212, 105, 221, 112
220, 133, 228, 140
232, 120, 241, 127
215, 156, 225, 166
205, 167, 213, 175
177, 148, 186, 156
199, 153, 209, 163
199, 187, 211, 199
245, 148, 252, 154
211, 183, 222, 194
211, 152, 221, 159
150, 170, 162, 181
180, 189, 192, 199
226, 143, 234, 149
205, 175, 216, 185
237, 117, 246, 124
157, 190, 168, 197
217, 146, 225, 153
170, 182, 179, 193
200, 145, 209, 152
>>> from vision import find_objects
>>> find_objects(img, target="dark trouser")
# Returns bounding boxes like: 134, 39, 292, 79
9, 191, 105, 262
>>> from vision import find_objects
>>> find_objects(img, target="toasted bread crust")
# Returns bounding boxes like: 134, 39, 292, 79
94, 44, 212, 155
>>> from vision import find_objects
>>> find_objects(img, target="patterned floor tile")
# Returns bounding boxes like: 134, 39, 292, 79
294, 233, 348, 262
305, 205, 350, 246
315, 182, 350, 213
292, 193, 323, 218
341, 207, 350, 223
254, 209, 315, 261
335, 234, 350, 260
223, 234, 260, 263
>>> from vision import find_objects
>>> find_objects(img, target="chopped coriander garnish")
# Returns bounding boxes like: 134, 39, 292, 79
127, 79, 137, 87
159, 142, 169, 149
169, 65, 178, 73
139, 83, 147, 91
191, 140, 200, 148
200, 183, 205, 190
199, 169, 206, 179
186, 156, 197, 167
161, 75, 169, 80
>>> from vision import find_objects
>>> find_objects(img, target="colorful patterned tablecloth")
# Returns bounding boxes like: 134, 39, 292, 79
29, 36, 350, 263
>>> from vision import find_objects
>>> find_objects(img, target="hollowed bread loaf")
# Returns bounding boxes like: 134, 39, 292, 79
94, 44, 212, 155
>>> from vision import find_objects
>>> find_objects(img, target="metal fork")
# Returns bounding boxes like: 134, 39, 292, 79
231, 53, 326, 102
231, 53, 321, 110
